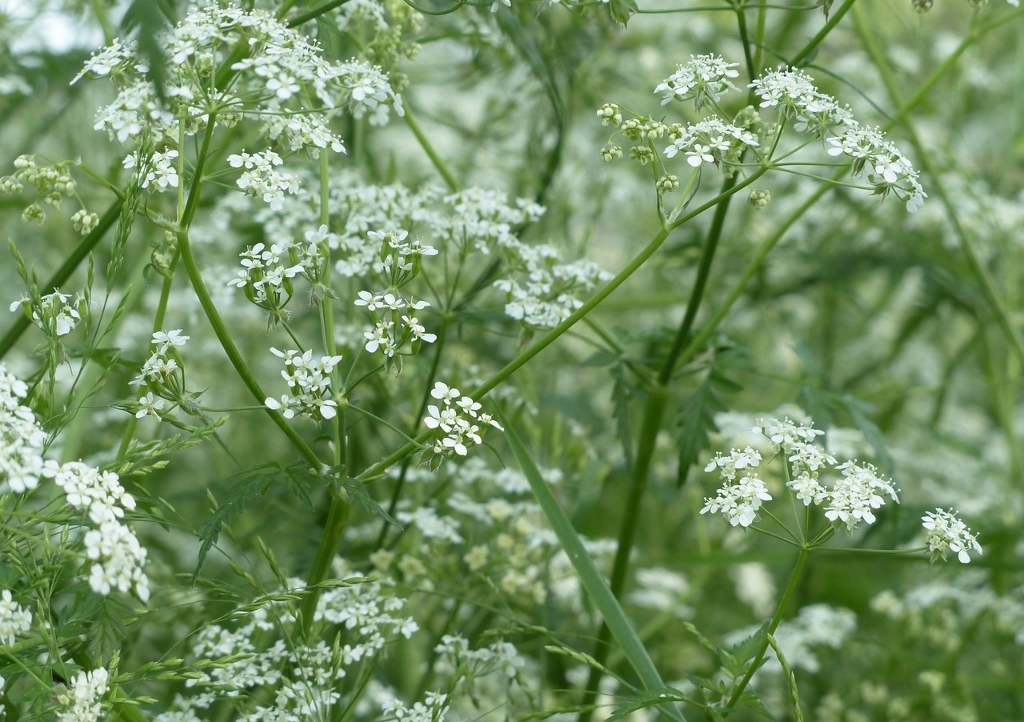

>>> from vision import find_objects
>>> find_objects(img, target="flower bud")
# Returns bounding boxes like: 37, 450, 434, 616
748, 189, 771, 210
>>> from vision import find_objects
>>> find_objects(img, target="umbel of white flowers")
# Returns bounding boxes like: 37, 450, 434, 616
701, 417, 982, 563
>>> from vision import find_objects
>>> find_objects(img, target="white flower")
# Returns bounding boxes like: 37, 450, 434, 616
264, 348, 342, 422
654, 54, 740, 109
922, 508, 982, 563
423, 382, 502, 460
704, 446, 762, 481
55, 668, 109, 722
700, 474, 772, 528
135, 392, 165, 419
0, 589, 32, 645
823, 461, 898, 532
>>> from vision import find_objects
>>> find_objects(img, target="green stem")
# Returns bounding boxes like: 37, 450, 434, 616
298, 153, 352, 637
298, 489, 351, 635
284, 0, 354, 26
735, 4, 757, 82
725, 546, 809, 709
582, 171, 739, 716
789, 0, 858, 67
660, 174, 737, 385
403, 102, 460, 192
0, 200, 123, 361
679, 183, 828, 365
175, 121, 321, 469
115, 251, 181, 462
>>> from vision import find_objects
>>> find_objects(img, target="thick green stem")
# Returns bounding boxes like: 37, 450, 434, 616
581, 171, 739, 715
298, 489, 351, 633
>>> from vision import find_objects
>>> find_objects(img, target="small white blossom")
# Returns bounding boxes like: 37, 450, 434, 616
0, 364, 47, 493
423, 381, 502, 460
55, 668, 109, 722
655, 54, 740, 109
922, 508, 982, 563
0, 589, 32, 645
264, 348, 343, 421
700, 473, 772, 528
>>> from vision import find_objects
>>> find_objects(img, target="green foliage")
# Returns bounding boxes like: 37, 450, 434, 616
1, 0, 1022, 719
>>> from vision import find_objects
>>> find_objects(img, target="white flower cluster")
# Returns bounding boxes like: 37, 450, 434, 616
159, 576, 418, 720
704, 416, 983, 561
655, 53, 741, 109
122, 148, 179, 192
0, 363, 46, 494
43, 461, 150, 601
750, 67, 926, 212
765, 417, 899, 531
380, 693, 451, 722
749, 67, 854, 130
264, 347, 344, 420
0, 589, 32, 645
10, 289, 85, 337
131, 329, 189, 406
229, 224, 331, 311
601, 58, 926, 212
227, 149, 300, 211
55, 668, 108, 722
700, 463, 773, 528
423, 382, 503, 458
702, 417, 899, 532
434, 635, 526, 681
354, 228, 439, 367
2, 365, 149, 599
214, 169, 609, 330
494, 242, 613, 328
826, 125, 927, 212
664, 117, 760, 168
922, 508, 982, 563
75, 5, 402, 152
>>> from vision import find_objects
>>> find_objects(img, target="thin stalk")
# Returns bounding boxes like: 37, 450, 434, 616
735, 5, 757, 81
725, 547, 809, 708
376, 317, 450, 549
284, 0, 354, 26
403, 103, 460, 192
298, 152, 353, 637
115, 250, 181, 462
175, 120, 321, 469
789, 0, 858, 67
0, 199, 123, 360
